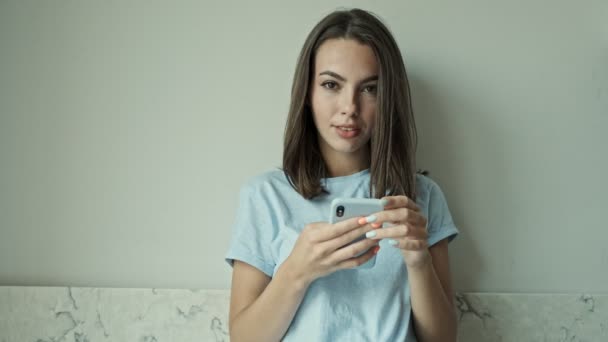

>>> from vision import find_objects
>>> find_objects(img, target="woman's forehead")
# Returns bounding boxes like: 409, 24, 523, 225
314, 38, 378, 79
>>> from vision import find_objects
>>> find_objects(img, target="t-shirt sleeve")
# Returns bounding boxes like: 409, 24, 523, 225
425, 179, 459, 247
225, 182, 277, 277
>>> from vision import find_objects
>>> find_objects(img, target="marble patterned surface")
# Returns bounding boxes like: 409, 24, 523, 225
0, 286, 606, 341
0, 287, 230, 342
455, 293, 607, 342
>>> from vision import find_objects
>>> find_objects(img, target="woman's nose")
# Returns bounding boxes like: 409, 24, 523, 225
340, 90, 359, 116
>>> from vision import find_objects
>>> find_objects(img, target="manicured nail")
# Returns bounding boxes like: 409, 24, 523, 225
365, 230, 377, 238
358, 217, 366, 225
372, 245, 381, 254
371, 222, 382, 229
388, 239, 398, 246
363, 215, 377, 223
380, 199, 389, 207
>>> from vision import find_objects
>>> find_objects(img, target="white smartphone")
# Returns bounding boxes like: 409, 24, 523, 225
329, 197, 384, 269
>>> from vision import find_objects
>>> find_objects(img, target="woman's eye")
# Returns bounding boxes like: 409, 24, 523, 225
363, 85, 377, 93
321, 81, 338, 90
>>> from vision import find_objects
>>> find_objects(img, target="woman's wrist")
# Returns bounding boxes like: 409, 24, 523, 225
277, 259, 313, 292
404, 250, 433, 272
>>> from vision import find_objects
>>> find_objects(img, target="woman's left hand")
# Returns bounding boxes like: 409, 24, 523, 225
361, 196, 431, 269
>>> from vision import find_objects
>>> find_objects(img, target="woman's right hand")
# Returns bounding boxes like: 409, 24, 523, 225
280, 217, 380, 287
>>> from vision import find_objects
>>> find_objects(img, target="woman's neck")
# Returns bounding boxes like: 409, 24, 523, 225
322, 145, 370, 178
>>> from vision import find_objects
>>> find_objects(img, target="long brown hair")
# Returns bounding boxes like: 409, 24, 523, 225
283, 8, 418, 200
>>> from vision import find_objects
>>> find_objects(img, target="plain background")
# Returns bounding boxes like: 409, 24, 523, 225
1, 0, 607, 293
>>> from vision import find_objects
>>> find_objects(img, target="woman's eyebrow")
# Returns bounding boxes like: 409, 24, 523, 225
318, 70, 378, 83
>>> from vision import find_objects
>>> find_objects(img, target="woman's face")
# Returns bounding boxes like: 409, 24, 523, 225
309, 38, 379, 159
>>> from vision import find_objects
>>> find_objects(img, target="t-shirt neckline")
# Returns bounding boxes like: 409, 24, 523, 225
322, 168, 370, 184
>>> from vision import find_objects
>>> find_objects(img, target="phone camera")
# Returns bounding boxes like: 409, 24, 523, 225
336, 205, 345, 217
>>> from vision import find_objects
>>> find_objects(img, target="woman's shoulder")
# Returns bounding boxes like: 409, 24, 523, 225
415, 172, 444, 199
239, 168, 291, 193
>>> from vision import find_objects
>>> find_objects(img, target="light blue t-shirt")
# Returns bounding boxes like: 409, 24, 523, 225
225, 168, 459, 341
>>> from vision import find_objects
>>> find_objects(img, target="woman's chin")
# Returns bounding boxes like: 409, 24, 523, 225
331, 141, 365, 154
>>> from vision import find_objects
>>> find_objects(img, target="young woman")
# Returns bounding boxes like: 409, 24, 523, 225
225, 8, 459, 342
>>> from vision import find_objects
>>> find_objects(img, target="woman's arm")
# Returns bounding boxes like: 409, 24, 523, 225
408, 239, 458, 342
360, 195, 458, 342
228, 260, 309, 342
229, 218, 379, 341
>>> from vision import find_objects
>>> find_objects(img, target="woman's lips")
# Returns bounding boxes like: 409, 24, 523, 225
334, 126, 361, 139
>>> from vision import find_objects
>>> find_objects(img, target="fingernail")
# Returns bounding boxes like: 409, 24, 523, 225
388, 239, 398, 246
380, 199, 389, 207
364, 215, 377, 223
365, 230, 377, 238
358, 217, 366, 225
372, 245, 381, 254
371, 222, 382, 229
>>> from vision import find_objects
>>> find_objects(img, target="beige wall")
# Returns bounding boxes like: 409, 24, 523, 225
1, 0, 607, 292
